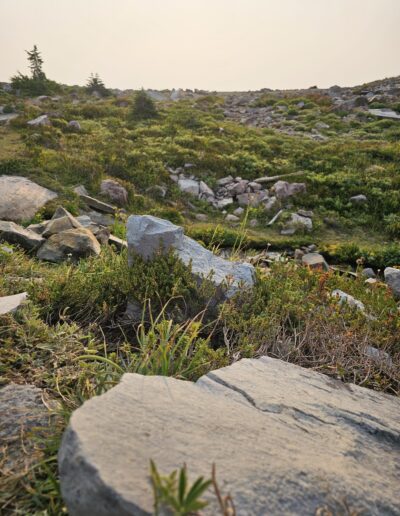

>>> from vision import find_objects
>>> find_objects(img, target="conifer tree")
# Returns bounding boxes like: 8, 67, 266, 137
26, 45, 46, 80
130, 89, 158, 120
86, 73, 110, 97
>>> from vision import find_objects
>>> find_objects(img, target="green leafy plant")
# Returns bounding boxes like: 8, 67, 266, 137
150, 460, 212, 515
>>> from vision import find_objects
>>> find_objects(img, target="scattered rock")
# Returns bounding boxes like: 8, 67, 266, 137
146, 185, 167, 199
0, 383, 55, 474
199, 181, 214, 198
350, 194, 367, 204
302, 253, 329, 272
233, 207, 244, 217
79, 194, 116, 214
59, 357, 400, 516
127, 215, 254, 298
195, 213, 208, 222
369, 108, 400, 120
236, 191, 267, 207
384, 267, 400, 300
73, 185, 89, 196
37, 228, 101, 263
42, 211, 82, 237
108, 234, 127, 251
272, 180, 306, 200
68, 120, 81, 131
216, 175, 234, 186
264, 196, 278, 211
177, 179, 200, 196
0, 176, 57, 223
0, 292, 28, 315
364, 346, 393, 367
27, 114, 51, 127
362, 268, 376, 279
0, 221, 45, 250
331, 289, 365, 311
100, 180, 128, 205
287, 213, 313, 231
225, 214, 240, 223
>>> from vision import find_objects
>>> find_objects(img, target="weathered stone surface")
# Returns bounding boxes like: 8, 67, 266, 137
108, 234, 127, 251
0, 220, 45, 250
100, 179, 128, 205
68, 120, 81, 131
287, 213, 313, 231
59, 357, 400, 516
42, 211, 82, 237
272, 180, 306, 199
37, 228, 101, 263
27, 114, 51, 127
0, 383, 55, 474
384, 267, 400, 300
236, 191, 267, 207
302, 252, 329, 271
362, 267, 376, 279
177, 178, 200, 196
79, 194, 116, 214
369, 108, 400, 120
127, 215, 254, 296
0, 292, 28, 315
331, 289, 365, 311
0, 176, 57, 222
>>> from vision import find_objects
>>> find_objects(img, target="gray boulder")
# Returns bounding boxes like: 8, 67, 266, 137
100, 179, 128, 205
287, 213, 312, 231
59, 357, 400, 516
272, 180, 306, 200
79, 194, 116, 215
236, 191, 267, 207
68, 120, 81, 131
1, 383, 55, 474
0, 220, 45, 250
37, 228, 101, 263
331, 289, 365, 311
384, 267, 400, 300
302, 252, 329, 271
127, 215, 254, 297
0, 292, 28, 315
0, 175, 57, 222
177, 178, 200, 196
362, 267, 376, 279
42, 209, 82, 237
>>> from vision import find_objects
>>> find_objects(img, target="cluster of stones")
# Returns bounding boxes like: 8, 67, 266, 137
222, 77, 400, 140
0, 176, 127, 264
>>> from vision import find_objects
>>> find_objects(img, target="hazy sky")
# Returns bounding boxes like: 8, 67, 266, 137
1, 0, 399, 91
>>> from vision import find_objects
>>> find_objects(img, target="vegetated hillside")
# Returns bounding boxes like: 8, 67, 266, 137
1, 76, 400, 514
1, 77, 400, 265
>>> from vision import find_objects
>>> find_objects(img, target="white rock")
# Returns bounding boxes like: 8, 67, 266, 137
0, 292, 28, 315
27, 114, 51, 127
331, 289, 365, 311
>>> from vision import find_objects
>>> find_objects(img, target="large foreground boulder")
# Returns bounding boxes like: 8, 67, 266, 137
58, 357, 400, 515
0, 176, 57, 222
37, 228, 101, 263
127, 215, 254, 297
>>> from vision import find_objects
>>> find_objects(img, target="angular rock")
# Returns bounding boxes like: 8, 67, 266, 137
127, 215, 254, 297
350, 194, 367, 204
216, 175, 234, 186
73, 185, 89, 196
0, 176, 57, 222
225, 214, 240, 223
362, 267, 376, 279
1, 383, 55, 474
264, 195, 278, 211
108, 234, 127, 251
27, 114, 51, 127
302, 252, 329, 272
100, 179, 128, 205
0, 221, 45, 250
272, 180, 306, 200
0, 292, 28, 315
59, 357, 400, 516
287, 213, 312, 231
42, 211, 82, 237
177, 179, 199, 196
214, 197, 234, 209
331, 289, 365, 311
37, 228, 101, 263
79, 194, 116, 214
236, 191, 267, 207
233, 207, 244, 217
199, 181, 214, 197
384, 267, 400, 300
